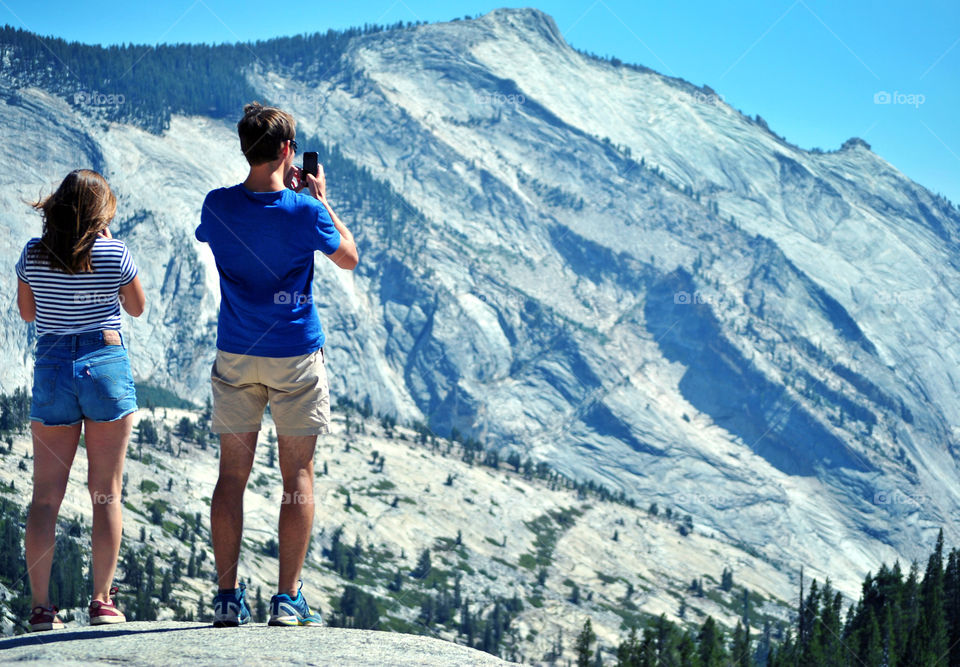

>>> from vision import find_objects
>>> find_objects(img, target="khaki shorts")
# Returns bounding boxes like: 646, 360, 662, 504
210, 348, 330, 436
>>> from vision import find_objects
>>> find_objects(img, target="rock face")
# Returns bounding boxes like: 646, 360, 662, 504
0, 622, 516, 666
0, 8, 958, 591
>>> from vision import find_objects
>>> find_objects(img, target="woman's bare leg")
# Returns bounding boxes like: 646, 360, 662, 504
26, 422, 81, 608
84, 414, 133, 602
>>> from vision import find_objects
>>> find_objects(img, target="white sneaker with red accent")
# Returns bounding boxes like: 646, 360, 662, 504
89, 585, 126, 625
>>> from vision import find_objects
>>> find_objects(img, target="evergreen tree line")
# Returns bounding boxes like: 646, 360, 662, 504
0, 389, 29, 435
118, 541, 209, 622
770, 528, 960, 666
321, 523, 525, 658
328, 585, 380, 630
331, 400, 640, 511
296, 131, 421, 251
0, 511, 111, 631
607, 614, 761, 667
324, 525, 362, 581
458, 594, 523, 658
592, 528, 960, 666
0, 21, 425, 132
450, 426, 637, 507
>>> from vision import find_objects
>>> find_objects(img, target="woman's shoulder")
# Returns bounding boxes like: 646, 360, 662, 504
93, 236, 128, 249
92, 236, 133, 259
18, 237, 41, 262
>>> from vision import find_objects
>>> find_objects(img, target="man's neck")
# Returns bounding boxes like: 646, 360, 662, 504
243, 162, 286, 193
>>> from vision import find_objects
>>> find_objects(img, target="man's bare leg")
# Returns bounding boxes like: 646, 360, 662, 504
211, 432, 257, 590
276, 434, 316, 596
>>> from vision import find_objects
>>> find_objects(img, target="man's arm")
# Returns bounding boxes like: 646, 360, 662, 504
320, 198, 358, 271
305, 169, 358, 271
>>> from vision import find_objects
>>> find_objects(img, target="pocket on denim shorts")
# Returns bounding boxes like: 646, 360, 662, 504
31, 364, 59, 407
86, 352, 136, 402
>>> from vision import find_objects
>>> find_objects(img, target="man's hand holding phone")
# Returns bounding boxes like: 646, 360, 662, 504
290, 151, 325, 201
304, 164, 326, 201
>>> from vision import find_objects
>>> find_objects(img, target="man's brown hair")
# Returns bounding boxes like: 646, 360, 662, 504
29, 169, 117, 274
237, 102, 295, 166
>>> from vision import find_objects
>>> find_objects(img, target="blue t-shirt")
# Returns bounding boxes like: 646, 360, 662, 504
196, 185, 341, 357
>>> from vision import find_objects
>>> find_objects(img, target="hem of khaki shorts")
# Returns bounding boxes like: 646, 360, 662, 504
210, 424, 263, 434
274, 427, 331, 437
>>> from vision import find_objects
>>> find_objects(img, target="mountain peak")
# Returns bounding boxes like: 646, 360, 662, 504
475, 7, 567, 49
840, 136, 872, 152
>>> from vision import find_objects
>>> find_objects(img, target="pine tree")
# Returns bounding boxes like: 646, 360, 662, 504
575, 618, 595, 667
730, 621, 750, 667
819, 579, 844, 665
459, 599, 473, 642
49, 534, 85, 608
160, 570, 172, 603
145, 553, 156, 593
697, 616, 727, 666
616, 627, 642, 666
721, 566, 733, 591
412, 549, 431, 579
755, 619, 773, 666
945, 549, 960, 667
864, 608, 883, 665
905, 529, 948, 663
677, 630, 697, 665
651, 613, 682, 663
256, 586, 267, 622
419, 595, 435, 626
800, 580, 824, 664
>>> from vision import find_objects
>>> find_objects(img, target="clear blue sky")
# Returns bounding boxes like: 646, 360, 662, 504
3, 0, 958, 205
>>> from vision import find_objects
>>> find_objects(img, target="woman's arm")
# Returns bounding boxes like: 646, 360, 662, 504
118, 275, 146, 317
17, 279, 36, 322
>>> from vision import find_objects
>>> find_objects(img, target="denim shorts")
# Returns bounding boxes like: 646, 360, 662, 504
30, 331, 138, 426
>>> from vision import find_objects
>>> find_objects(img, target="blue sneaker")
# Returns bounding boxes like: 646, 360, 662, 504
269, 581, 323, 626
212, 582, 251, 627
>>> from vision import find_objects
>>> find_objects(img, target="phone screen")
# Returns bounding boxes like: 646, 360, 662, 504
302, 152, 318, 182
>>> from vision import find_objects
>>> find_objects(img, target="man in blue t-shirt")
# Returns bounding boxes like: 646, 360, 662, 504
196, 102, 358, 628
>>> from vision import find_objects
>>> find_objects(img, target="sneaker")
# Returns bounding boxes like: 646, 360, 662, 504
90, 585, 126, 625
29, 604, 64, 632
269, 581, 322, 626
212, 582, 251, 627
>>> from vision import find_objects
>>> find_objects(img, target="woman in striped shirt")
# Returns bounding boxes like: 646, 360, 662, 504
15, 169, 145, 631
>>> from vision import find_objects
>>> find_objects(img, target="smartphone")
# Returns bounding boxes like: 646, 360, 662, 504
302, 152, 318, 184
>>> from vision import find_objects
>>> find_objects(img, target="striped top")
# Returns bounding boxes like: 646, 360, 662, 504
15, 237, 138, 336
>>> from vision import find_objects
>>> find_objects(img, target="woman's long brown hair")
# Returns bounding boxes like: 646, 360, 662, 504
29, 169, 116, 273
